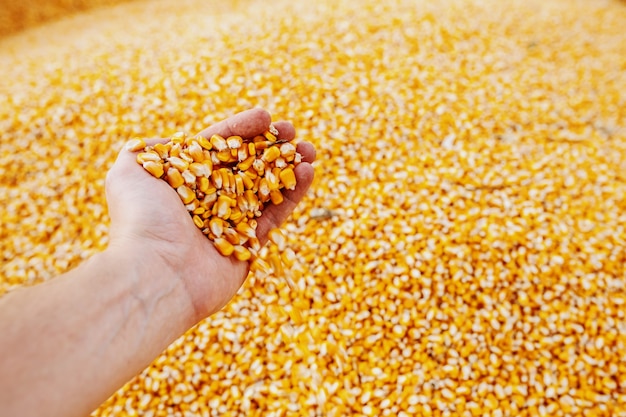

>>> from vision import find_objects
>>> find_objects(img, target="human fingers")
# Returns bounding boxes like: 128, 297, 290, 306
264, 121, 315, 162
295, 141, 316, 163
271, 121, 295, 141
197, 108, 272, 139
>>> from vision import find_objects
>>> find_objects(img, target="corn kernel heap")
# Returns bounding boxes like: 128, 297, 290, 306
1, 0, 626, 416
0, 0, 135, 38
132, 128, 301, 269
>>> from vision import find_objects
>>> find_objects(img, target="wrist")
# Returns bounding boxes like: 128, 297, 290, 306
99, 243, 199, 330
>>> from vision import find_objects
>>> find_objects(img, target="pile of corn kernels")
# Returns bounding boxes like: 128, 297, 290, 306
133, 129, 301, 272
0, 0, 138, 37
1, 0, 625, 416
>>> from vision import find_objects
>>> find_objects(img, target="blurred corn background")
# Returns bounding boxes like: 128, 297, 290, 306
0, 0, 140, 37
1, 0, 626, 415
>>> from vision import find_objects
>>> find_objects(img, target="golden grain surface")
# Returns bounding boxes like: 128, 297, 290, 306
1, 0, 626, 416
0, 0, 139, 38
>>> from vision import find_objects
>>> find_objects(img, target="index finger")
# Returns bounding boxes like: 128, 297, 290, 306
197, 108, 272, 139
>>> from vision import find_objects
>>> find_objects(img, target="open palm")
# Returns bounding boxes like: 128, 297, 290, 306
105, 109, 315, 320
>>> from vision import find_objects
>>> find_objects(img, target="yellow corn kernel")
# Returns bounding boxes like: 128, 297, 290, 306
244, 189, 259, 211
202, 158, 213, 172
268, 124, 279, 136
238, 172, 253, 190
253, 159, 265, 175
181, 169, 195, 185
268, 250, 283, 276
220, 171, 232, 192
211, 170, 223, 189
216, 195, 232, 219
269, 189, 284, 205
268, 228, 287, 251
183, 134, 196, 147
228, 172, 238, 192
209, 150, 220, 166
204, 184, 217, 196
216, 150, 233, 163
192, 215, 204, 229
153, 142, 170, 158
233, 245, 251, 262
279, 142, 296, 158
229, 207, 243, 224
179, 152, 194, 163
235, 222, 257, 239
274, 156, 287, 169
227, 135, 243, 149
250, 258, 272, 277
243, 163, 259, 177
185, 200, 200, 213
237, 147, 249, 162
125, 138, 146, 152
188, 142, 205, 162
166, 167, 185, 188
213, 238, 234, 257
189, 162, 211, 178
170, 131, 186, 144
258, 178, 270, 200
169, 142, 182, 157
279, 167, 297, 190
287, 306, 302, 323
210, 134, 228, 151
137, 151, 161, 164
201, 195, 217, 213
223, 227, 240, 245
234, 175, 245, 195
236, 195, 248, 212
265, 171, 280, 191
218, 168, 229, 190
263, 130, 277, 142
197, 136, 212, 150
282, 247, 297, 267
262, 146, 281, 162
248, 237, 261, 251
209, 217, 224, 238
142, 161, 164, 178
176, 185, 195, 204
238, 155, 256, 171
168, 156, 189, 172
254, 177, 263, 194
255, 141, 272, 151
197, 176, 210, 193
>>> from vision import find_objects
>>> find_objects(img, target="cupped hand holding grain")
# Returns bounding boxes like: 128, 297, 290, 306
106, 108, 315, 318
0, 108, 315, 417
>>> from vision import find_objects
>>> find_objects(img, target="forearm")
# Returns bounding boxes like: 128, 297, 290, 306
0, 248, 195, 417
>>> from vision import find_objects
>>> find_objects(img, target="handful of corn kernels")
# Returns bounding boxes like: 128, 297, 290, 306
126, 126, 300, 276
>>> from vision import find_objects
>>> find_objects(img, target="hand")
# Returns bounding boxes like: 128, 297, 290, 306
104, 109, 316, 321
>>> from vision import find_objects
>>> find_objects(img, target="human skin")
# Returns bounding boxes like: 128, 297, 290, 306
0, 108, 316, 417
